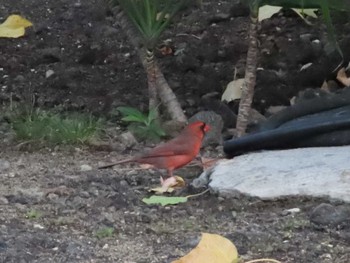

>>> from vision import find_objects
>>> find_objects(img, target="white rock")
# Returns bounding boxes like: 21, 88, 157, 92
196, 146, 350, 202
45, 69, 55, 78
33, 223, 45, 229
285, 208, 301, 214
80, 164, 92, 171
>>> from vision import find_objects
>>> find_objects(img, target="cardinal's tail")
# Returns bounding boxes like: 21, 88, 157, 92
98, 158, 135, 169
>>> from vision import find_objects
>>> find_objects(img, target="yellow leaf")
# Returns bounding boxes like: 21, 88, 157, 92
172, 233, 238, 263
0, 15, 33, 38
0, 27, 25, 38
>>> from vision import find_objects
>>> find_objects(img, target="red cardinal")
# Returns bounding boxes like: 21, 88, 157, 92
99, 121, 210, 177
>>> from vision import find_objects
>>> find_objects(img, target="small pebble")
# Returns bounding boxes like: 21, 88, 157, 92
282, 207, 301, 216
33, 223, 45, 229
80, 164, 92, 171
45, 69, 55, 78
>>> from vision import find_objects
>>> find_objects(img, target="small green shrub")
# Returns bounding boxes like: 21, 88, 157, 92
117, 106, 166, 141
10, 109, 102, 145
26, 209, 41, 219
94, 227, 114, 239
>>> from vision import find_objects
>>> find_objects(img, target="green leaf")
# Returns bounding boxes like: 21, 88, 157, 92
121, 115, 145, 123
142, 195, 188, 206
147, 107, 158, 123
116, 0, 187, 48
117, 106, 146, 121
319, 0, 343, 62
117, 106, 142, 116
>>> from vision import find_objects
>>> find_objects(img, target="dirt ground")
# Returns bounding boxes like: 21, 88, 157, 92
1, 0, 350, 262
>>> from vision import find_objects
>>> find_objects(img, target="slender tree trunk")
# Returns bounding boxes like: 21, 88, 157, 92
110, 4, 187, 123
145, 49, 159, 111
154, 64, 187, 123
236, 10, 258, 137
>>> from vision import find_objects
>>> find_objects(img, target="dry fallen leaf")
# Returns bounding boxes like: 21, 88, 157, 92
161, 176, 185, 188
221, 78, 244, 102
159, 46, 173, 56
320, 80, 330, 92
258, 5, 282, 21
0, 15, 33, 38
150, 176, 185, 194
336, 67, 350, 87
172, 233, 238, 263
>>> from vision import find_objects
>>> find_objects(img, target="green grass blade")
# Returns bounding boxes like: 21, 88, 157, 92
320, 0, 343, 66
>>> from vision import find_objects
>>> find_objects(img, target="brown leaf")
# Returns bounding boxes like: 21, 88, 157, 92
149, 176, 186, 194
336, 67, 350, 87
320, 80, 330, 92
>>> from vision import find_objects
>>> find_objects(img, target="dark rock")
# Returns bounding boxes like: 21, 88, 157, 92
310, 203, 350, 227
175, 54, 201, 72
78, 47, 99, 65
0, 241, 8, 252
14, 75, 25, 82
5, 194, 37, 205
200, 97, 237, 128
37, 47, 61, 64
209, 13, 231, 24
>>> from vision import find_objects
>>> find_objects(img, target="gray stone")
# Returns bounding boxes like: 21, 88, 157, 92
80, 164, 92, 171
310, 203, 350, 227
0, 196, 9, 205
0, 159, 10, 172
194, 146, 350, 202
119, 131, 138, 148
188, 111, 224, 146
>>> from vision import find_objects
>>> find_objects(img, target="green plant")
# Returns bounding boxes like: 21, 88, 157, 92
10, 109, 102, 145
116, 0, 184, 49
107, 0, 187, 122
26, 209, 41, 219
94, 227, 115, 239
117, 106, 166, 141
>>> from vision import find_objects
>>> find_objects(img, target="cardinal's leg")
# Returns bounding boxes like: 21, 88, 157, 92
167, 169, 174, 178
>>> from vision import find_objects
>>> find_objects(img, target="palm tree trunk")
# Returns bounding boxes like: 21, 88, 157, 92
145, 49, 159, 111
236, 9, 258, 137
154, 64, 187, 123
109, 4, 187, 123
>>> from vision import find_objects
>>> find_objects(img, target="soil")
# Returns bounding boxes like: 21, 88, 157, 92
1, 0, 350, 262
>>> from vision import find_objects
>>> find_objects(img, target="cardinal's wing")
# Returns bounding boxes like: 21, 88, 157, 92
141, 139, 192, 158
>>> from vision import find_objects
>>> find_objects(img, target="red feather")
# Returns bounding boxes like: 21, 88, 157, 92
99, 121, 210, 177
